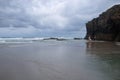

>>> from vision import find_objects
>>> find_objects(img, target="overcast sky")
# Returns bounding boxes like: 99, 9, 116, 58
0, 0, 119, 38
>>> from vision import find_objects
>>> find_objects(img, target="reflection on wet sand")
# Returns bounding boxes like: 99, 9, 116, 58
0, 40, 119, 80
86, 41, 119, 53
86, 41, 120, 80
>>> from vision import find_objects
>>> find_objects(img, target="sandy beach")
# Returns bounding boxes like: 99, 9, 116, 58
0, 40, 120, 80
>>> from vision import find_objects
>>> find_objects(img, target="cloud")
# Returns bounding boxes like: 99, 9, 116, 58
0, 0, 119, 37
0, 26, 41, 37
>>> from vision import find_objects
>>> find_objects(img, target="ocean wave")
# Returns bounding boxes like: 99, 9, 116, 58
0, 38, 44, 43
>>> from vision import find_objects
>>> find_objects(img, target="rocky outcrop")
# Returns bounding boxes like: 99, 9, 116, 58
85, 4, 120, 41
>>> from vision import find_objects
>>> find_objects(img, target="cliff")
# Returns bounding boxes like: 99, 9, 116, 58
85, 4, 120, 41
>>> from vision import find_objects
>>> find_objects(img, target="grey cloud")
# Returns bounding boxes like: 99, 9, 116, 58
0, 0, 119, 37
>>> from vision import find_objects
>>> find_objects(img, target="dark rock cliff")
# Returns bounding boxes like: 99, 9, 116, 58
85, 4, 120, 41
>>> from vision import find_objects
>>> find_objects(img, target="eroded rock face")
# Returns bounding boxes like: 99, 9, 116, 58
85, 4, 120, 41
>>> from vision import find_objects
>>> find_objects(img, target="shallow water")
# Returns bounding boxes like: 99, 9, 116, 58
0, 40, 120, 80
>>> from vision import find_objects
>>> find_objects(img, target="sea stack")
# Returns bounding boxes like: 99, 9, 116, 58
85, 4, 120, 42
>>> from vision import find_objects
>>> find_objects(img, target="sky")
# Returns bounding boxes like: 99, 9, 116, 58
0, 0, 120, 38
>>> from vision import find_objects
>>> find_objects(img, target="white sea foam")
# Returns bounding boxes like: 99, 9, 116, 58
0, 37, 44, 43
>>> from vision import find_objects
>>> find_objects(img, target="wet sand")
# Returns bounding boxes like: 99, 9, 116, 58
0, 40, 120, 80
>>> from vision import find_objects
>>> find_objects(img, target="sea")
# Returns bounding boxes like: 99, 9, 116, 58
0, 38, 120, 80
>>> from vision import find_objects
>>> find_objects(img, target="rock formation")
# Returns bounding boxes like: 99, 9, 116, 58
85, 4, 120, 41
